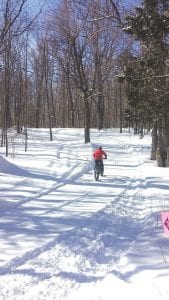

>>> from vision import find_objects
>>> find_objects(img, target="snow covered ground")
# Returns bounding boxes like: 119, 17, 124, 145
0, 128, 169, 299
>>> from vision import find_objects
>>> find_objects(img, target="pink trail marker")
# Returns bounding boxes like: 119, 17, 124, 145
161, 212, 169, 236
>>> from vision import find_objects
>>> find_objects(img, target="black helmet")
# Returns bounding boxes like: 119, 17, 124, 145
99, 146, 102, 150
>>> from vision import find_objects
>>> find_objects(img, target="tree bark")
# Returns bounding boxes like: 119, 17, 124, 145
84, 99, 90, 143
150, 123, 158, 160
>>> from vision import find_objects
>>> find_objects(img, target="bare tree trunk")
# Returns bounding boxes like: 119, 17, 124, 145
4, 39, 12, 156
66, 75, 75, 128
161, 117, 169, 167
119, 80, 123, 133
45, 76, 53, 140
24, 30, 29, 151
84, 98, 90, 143
157, 119, 167, 167
49, 79, 57, 127
35, 77, 43, 128
150, 123, 158, 160
97, 93, 105, 130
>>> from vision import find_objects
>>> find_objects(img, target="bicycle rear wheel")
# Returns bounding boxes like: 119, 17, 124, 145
94, 166, 99, 181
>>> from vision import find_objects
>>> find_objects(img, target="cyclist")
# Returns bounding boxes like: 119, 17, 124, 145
93, 146, 107, 176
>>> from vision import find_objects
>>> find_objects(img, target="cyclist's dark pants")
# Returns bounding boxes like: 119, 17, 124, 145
95, 160, 104, 175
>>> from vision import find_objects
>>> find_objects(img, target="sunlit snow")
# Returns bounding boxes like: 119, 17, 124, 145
0, 128, 169, 299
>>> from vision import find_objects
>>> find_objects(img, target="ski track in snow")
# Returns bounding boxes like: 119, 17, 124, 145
0, 129, 168, 299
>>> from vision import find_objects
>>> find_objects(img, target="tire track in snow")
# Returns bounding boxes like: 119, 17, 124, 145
103, 144, 147, 268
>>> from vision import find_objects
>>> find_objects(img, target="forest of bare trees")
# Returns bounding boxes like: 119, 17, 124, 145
0, 0, 132, 148
0, 0, 168, 166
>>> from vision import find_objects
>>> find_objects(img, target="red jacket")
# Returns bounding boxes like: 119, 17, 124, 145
93, 149, 107, 160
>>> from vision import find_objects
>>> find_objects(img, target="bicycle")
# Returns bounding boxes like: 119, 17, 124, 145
94, 160, 104, 181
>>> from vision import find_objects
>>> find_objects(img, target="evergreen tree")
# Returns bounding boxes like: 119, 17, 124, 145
124, 0, 169, 166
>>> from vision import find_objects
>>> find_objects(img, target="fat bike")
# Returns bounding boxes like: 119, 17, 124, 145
94, 160, 104, 181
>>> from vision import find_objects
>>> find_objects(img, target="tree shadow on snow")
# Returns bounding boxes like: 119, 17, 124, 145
0, 155, 56, 181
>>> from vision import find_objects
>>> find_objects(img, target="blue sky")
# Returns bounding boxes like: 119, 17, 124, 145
27, 0, 50, 12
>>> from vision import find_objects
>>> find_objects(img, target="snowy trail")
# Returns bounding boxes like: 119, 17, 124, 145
0, 138, 130, 267
0, 129, 169, 299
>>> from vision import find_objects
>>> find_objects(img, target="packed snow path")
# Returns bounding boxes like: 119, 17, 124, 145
0, 129, 169, 299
